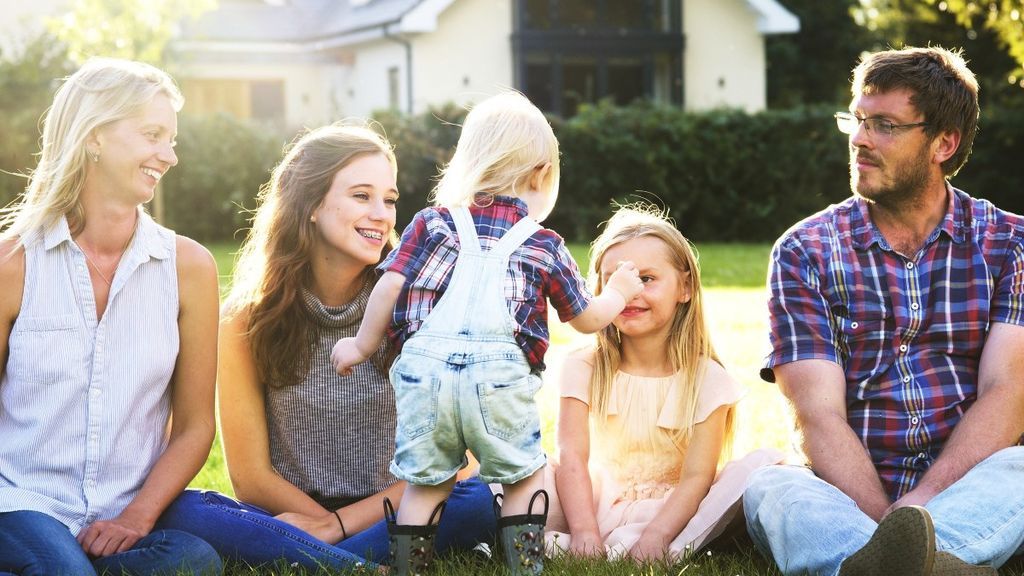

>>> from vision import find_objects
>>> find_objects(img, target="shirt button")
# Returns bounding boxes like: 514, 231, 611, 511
90, 433, 98, 440
88, 479, 96, 487
906, 262, 915, 269
918, 452, 926, 459
899, 344, 908, 352
903, 376, 911, 383
911, 417, 919, 424
911, 302, 919, 311
850, 321, 859, 329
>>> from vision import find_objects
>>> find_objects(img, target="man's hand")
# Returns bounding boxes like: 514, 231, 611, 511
884, 484, 940, 518
77, 515, 149, 557
331, 337, 367, 376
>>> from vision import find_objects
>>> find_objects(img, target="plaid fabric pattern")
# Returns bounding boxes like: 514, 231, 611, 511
381, 196, 590, 370
764, 187, 1024, 499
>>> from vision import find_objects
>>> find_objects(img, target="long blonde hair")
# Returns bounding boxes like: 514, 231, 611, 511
588, 204, 732, 454
226, 122, 397, 388
431, 91, 560, 220
0, 58, 182, 243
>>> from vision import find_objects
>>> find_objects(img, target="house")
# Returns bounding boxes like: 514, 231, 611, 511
174, 0, 798, 129
0, 0, 799, 130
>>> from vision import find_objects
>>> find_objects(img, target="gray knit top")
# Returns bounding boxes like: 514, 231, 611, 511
265, 280, 397, 510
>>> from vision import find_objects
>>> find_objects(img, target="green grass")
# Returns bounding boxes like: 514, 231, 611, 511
193, 241, 1024, 575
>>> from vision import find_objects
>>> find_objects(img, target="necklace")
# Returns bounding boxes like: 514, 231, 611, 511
80, 219, 138, 288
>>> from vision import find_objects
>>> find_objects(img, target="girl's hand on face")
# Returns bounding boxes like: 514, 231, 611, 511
605, 261, 643, 303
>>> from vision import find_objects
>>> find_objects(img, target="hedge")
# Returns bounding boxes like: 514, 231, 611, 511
3, 101, 1022, 243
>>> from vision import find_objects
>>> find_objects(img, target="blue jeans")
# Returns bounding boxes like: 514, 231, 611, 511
157, 477, 497, 571
0, 509, 221, 576
744, 446, 1024, 576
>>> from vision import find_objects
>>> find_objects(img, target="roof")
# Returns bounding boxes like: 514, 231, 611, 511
745, 0, 800, 34
176, 0, 799, 53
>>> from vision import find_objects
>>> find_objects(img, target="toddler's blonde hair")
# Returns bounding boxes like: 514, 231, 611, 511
431, 91, 559, 220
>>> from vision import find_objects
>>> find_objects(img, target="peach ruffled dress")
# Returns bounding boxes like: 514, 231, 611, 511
545, 365, 784, 559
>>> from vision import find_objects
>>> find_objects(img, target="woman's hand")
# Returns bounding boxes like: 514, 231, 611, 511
77, 514, 150, 557
275, 510, 344, 544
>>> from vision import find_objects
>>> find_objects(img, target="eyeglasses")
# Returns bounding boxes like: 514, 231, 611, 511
834, 112, 929, 138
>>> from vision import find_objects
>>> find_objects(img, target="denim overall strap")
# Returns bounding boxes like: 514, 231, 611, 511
414, 208, 539, 340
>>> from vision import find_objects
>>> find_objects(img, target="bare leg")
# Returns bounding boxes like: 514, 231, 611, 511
396, 478, 456, 525
501, 468, 545, 517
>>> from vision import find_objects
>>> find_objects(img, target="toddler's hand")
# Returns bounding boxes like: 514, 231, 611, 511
605, 261, 643, 302
331, 337, 366, 376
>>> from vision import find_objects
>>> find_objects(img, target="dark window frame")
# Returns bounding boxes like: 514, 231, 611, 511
512, 0, 684, 115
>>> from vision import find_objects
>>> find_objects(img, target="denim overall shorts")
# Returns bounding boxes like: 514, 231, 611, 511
389, 207, 547, 486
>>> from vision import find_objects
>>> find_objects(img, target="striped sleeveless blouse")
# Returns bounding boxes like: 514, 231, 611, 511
0, 212, 179, 535
264, 282, 397, 511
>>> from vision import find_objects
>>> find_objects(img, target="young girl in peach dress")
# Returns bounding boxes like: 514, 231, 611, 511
546, 205, 784, 562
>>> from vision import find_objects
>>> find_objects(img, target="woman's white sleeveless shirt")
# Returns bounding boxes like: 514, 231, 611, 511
0, 211, 179, 534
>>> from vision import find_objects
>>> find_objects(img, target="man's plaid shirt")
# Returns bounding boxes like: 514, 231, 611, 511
762, 186, 1024, 499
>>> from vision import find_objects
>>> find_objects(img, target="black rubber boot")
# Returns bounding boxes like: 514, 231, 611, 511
494, 490, 548, 576
384, 497, 446, 576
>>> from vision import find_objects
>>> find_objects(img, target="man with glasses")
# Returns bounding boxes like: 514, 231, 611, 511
743, 46, 1024, 576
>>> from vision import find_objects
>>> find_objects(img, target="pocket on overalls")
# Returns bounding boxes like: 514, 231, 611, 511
477, 374, 542, 441
391, 368, 441, 439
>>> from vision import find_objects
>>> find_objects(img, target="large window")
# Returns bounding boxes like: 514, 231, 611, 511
513, 0, 683, 116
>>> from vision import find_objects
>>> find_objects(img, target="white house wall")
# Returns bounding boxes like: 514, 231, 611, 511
341, 39, 406, 118
182, 61, 335, 130
409, 0, 513, 113
684, 0, 768, 112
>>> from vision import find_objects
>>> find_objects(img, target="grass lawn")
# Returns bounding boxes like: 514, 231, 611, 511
193, 241, 1024, 575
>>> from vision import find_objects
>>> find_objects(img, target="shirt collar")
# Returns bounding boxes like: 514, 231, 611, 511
471, 194, 531, 218
850, 184, 968, 251
43, 209, 171, 260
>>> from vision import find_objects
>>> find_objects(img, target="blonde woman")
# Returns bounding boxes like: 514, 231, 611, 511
331, 91, 643, 575
547, 205, 783, 562
0, 59, 221, 575
157, 122, 497, 572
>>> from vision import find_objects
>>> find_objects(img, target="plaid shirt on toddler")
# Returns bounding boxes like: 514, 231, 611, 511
380, 195, 591, 371
762, 186, 1024, 499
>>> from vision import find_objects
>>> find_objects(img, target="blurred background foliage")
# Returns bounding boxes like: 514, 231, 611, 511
1, 0, 1022, 242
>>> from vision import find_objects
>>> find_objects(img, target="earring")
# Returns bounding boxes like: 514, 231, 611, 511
310, 216, 317, 224
90, 151, 100, 163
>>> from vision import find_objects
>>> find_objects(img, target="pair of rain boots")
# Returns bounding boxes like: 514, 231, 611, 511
384, 489, 550, 576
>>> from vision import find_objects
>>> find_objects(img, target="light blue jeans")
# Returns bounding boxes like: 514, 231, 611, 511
0, 508, 221, 576
744, 446, 1024, 576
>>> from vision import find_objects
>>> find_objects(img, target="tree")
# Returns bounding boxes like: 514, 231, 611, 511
766, 0, 875, 107
46, 0, 215, 65
853, 0, 1024, 100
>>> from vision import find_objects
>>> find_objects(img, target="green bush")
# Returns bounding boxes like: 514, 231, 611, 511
160, 113, 284, 242
378, 100, 1024, 243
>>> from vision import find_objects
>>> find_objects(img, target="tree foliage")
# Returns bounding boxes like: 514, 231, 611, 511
46, 0, 215, 65
853, 0, 1024, 94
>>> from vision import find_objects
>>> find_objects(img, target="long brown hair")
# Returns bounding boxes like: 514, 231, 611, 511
587, 204, 731, 455
226, 122, 396, 388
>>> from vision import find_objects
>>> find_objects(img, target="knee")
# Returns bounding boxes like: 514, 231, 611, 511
744, 466, 813, 516
155, 530, 223, 575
